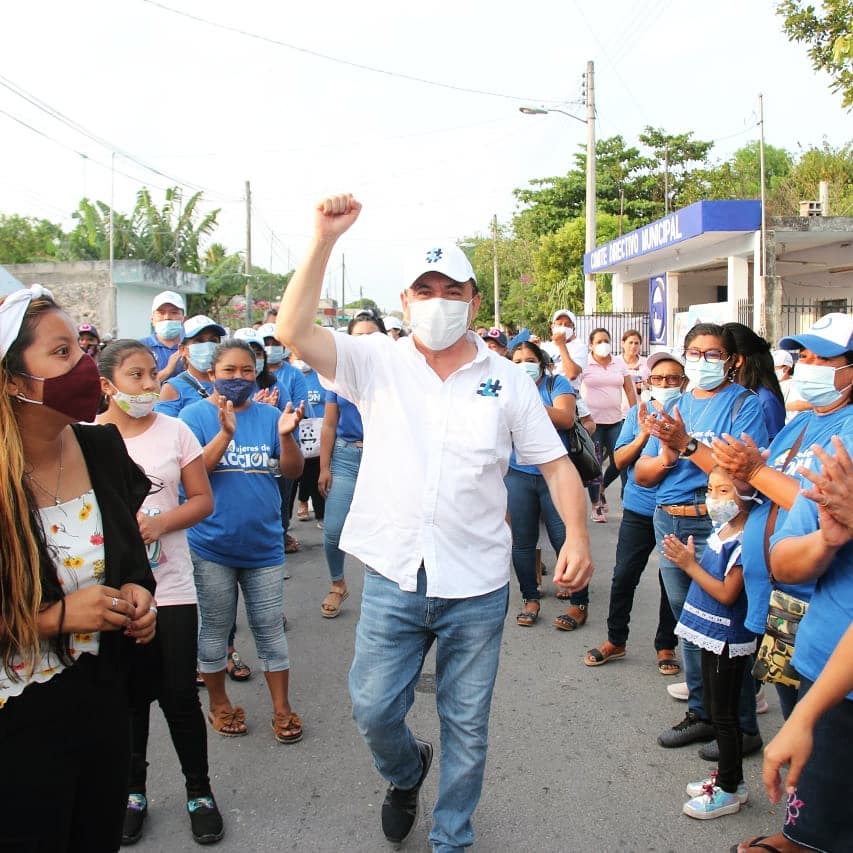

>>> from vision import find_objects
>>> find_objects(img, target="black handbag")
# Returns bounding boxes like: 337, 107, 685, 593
547, 377, 602, 485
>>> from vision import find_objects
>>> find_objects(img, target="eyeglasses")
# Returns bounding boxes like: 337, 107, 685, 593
684, 348, 728, 364
648, 374, 684, 387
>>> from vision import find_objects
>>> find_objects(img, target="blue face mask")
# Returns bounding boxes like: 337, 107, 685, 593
187, 341, 216, 372
154, 319, 183, 341
650, 385, 682, 405
792, 361, 851, 407
214, 378, 254, 407
517, 361, 541, 382
684, 359, 726, 391
255, 359, 265, 374
265, 345, 284, 364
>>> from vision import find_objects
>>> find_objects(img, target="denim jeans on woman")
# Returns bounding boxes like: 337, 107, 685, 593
349, 567, 508, 853
323, 438, 363, 582
654, 508, 758, 734
505, 467, 588, 605
191, 552, 290, 673
587, 420, 625, 503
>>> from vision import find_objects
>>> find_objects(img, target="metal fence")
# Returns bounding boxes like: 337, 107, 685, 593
737, 298, 852, 343
571, 312, 651, 356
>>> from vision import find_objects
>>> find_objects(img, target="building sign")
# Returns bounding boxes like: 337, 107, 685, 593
649, 275, 667, 345
583, 200, 761, 274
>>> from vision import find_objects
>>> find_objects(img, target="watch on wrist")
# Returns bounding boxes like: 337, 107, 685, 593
681, 437, 699, 458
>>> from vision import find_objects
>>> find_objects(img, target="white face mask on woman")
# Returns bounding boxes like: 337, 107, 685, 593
407, 298, 471, 351
592, 342, 611, 358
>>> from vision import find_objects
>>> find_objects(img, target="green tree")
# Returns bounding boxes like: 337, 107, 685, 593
768, 140, 853, 215
0, 214, 63, 263
700, 142, 794, 201
777, 0, 853, 109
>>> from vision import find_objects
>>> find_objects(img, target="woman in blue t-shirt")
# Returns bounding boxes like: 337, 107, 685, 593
317, 313, 386, 619
634, 323, 768, 751
291, 358, 326, 526
504, 341, 583, 628
180, 340, 305, 744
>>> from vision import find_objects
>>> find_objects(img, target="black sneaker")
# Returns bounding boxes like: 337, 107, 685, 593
121, 793, 147, 846
381, 739, 433, 845
657, 710, 716, 748
187, 795, 224, 845
699, 731, 764, 761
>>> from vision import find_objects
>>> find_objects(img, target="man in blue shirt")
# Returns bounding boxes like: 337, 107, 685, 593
139, 290, 186, 382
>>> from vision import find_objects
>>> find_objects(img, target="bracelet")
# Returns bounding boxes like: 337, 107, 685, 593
660, 457, 678, 469
57, 597, 66, 635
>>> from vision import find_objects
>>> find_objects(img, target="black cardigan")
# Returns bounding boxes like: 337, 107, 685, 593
71, 423, 155, 683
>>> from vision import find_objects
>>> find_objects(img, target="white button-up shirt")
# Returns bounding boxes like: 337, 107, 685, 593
331, 330, 566, 598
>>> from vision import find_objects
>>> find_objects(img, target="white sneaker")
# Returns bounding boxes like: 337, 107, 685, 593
756, 688, 769, 714
682, 784, 742, 819
667, 681, 689, 701
686, 774, 748, 804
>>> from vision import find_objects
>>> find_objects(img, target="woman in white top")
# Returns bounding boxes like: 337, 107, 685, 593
97, 339, 222, 846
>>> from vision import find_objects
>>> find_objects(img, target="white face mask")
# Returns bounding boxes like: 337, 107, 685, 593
112, 390, 159, 419
552, 324, 574, 340
774, 367, 788, 382
792, 361, 851, 408
408, 298, 471, 351
705, 497, 741, 528
517, 361, 541, 382
650, 385, 682, 405
593, 342, 611, 358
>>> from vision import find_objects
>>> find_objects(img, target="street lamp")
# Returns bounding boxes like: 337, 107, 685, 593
519, 61, 597, 313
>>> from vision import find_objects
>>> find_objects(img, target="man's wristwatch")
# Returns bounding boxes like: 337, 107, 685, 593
681, 437, 699, 458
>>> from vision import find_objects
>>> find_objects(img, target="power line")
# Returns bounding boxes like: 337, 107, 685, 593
142, 0, 560, 103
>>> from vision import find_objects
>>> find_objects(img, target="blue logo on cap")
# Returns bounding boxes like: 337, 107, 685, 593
426, 248, 443, 264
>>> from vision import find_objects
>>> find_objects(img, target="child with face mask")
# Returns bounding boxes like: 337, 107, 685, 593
96, 339, 223, 845
662, 466, 755, 821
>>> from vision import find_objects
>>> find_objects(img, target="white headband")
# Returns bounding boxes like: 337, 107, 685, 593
0, 285, 54, 360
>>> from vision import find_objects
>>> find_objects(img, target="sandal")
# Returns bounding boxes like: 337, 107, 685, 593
584, 640, 626, 666
296, 504, 310, 522
729, 837, 783, 853
657, 649, 681, 676
196, 671, 206, 688
553, 604, 588, 631
516, 600, 540, 627
272, 711, 303, 744
555, 588, 572, 601
208, 706, 247, 737
321, 585, 349, 619
226, 651, 252, 682
285, 533, 300, 554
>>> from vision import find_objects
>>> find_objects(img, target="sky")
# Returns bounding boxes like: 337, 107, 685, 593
2, 0, 850, 315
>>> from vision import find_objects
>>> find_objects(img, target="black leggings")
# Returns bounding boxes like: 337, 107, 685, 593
701, 647, 748, 793
128, 604, 211, 799
0, 654, 129, 852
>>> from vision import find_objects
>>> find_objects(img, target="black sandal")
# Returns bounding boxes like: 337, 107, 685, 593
516, 600, 540, 627
226, 651, 252, 682
553, 604, 588, 631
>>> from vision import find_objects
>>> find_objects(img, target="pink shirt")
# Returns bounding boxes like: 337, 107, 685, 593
581, 358, 628, 424
123, 414, 203, 606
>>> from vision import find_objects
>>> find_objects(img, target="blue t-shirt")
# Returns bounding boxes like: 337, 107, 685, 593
272, 362, 309, 412
615, 405, 657, 517
644, 384, 768, 506
139, 333, 183, 374
757, 385, 785, 441
772, 492, 853, 701
509, 374, 575, 475
179, 399, 284, 568
154, 371, 212, 418
301, 369, 326, 421
326, 390, 363, 442
741, 406, 853, 633
675, 530, 755, 656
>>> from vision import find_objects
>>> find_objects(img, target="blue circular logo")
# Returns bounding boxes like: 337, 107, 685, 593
650, 276, 666, 342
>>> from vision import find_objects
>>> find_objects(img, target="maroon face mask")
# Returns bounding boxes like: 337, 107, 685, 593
17, 352, 103, 422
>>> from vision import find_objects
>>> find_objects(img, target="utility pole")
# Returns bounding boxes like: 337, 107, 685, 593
492, 214, 500, 328
341, 254, 345, 328
664, 144, 670, 215
756, 93, 768, 335
583, 60, 597, 314
109, 152, 116, 336
245, 180, 252, 327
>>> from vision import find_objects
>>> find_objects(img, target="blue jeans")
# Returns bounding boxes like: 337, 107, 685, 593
324, 439, 363, 582
505, 467, 588, 605
606, 508, 676, 650
191, 552, 290, 672
654, 509, 759, 734
588, 420, 624, 503
349, 567, 508, 853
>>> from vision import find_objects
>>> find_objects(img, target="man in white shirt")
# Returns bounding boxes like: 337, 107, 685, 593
541, 309, 588, 389
276, 194, 592, 853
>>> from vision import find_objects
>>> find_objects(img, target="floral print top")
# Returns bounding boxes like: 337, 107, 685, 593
0, 490, 105, 709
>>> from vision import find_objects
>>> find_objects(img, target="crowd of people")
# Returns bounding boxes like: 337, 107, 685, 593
0, 193, 851, 852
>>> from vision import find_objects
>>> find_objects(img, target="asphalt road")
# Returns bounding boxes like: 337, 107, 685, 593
136, 496, 785, 853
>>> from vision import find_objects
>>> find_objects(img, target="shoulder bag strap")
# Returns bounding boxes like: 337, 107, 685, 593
763, 426, 807, 583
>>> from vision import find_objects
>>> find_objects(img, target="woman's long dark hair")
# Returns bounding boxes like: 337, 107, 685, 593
723, 322, 784, 405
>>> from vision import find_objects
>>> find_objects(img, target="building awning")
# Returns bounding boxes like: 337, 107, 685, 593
583, 200, 761, 277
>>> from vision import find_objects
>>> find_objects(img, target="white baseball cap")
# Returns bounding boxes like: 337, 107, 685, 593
383, 316, 403, 331
553, 309, 577, 326
778, 313, 853, 358
403, 244, 476, 288
772, 349, 794, 368
647, 351, 685, 371
151, 290, 186, 312
257, 322, 279, 341
183, 314, 226, 339
233, 327, 263, 348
